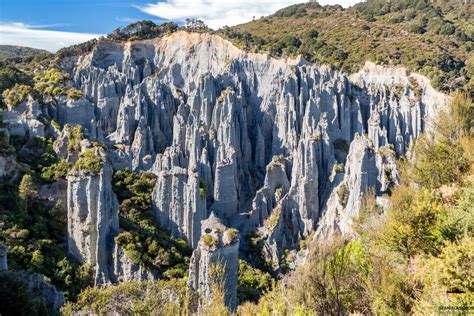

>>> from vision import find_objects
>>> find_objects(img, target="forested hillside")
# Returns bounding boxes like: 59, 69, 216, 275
0, 45, 50, 61
222, 0, 473, 94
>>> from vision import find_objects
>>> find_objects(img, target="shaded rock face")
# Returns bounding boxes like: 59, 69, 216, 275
24, 273, 65, 312
188, 213, 240, 311
67, 161, 119, 284
0, 243, 65, 312
6, 31, 447, 269
0, 243, 8, 271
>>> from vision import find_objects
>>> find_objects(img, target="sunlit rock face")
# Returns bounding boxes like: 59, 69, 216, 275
12, 31, 446, 269
188, 213, 240, 311
67, 159, 119, 285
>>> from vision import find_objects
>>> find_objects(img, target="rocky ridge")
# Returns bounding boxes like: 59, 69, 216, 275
1, 30, 449, 304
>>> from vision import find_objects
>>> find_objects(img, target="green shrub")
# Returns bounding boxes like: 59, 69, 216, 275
0, 65, 32, 109
333, 163, 345, 173
218, 86, 233, 103
337, 184, 349, 206
201, 233, 218, 249
224, 228, 239, 244
410, 137, 470, 189
66, 125, 84, 152
265, 206, 281, 230
238, 260, 273, 303
73, 147, 105, 173
383, 188, 446, 257
41, 159, 73, 182
34, 69, 69, 98
1, 84, 32, 107
112, 169, 190, 273
199, 178, 207, 199
66, 88, 83, 100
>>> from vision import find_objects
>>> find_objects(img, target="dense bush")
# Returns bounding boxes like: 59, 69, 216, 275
72, 148, 104, 173
1, 84, 32, 107
34, 68, 68, 98
237, 260, 273, 303
61, 279, 187, 315
41, 159, 73, 182
0, 65, 32, 108
112, 169, 191, 276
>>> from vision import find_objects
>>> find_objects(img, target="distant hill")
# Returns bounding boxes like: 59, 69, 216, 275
0, 45, 51, 60
221, 0, 473, 93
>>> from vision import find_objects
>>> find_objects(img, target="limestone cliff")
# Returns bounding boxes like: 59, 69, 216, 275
2, 31, 448, 271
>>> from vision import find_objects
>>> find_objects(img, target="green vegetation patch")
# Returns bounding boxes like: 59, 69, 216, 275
112, 169, 191, 278
237, 259, 273, 303
72, 147, 105, 174
61, 278, 187, 315
0, 174, 94, 301
1, 84, 32, 108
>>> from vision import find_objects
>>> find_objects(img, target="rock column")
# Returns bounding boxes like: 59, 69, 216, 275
67, 161, 119, 284
188, 213, 240, 311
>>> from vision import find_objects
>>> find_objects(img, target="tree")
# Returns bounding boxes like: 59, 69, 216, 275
185, 19, 209, 31
410, 137, 470, 189
18, 174, 36, 200
287, 239, 371, 315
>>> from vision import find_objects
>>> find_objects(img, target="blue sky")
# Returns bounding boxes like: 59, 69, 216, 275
0, 0, 362, 52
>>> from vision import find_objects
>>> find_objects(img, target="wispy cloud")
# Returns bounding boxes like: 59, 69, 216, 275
0, 22, 102, 52
26, 23, 71, 29
137, 0, 362, 29
115, 17, 139, 23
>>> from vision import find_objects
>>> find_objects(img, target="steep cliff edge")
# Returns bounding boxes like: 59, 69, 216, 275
3, 31, 448, 272
67, 146, 119, 284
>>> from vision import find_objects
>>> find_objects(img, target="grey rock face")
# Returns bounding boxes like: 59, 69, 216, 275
67, 159, 119, 284
0, 242, 8, 271
24, 273, 65, 312
188, 213, 240, 311
66, 145, 156, 283
68, 32, 447, 266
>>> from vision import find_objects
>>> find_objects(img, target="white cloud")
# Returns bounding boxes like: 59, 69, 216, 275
138, 0, 362, 29
0, 23, 102, 52
116, 17, 139, 23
